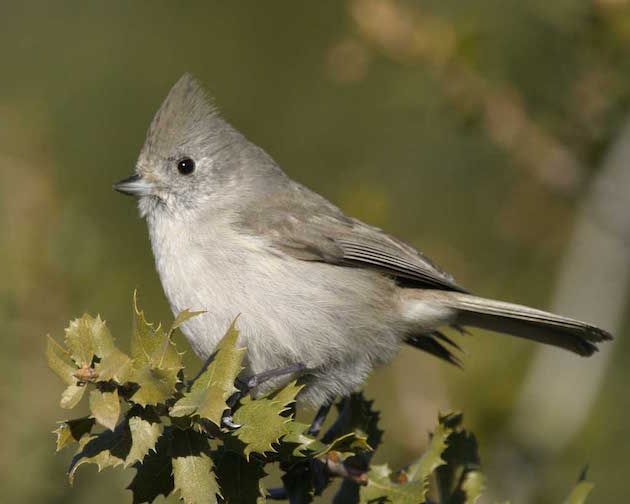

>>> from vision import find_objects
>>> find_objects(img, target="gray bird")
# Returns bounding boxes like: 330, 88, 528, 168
114, 75, 611, 408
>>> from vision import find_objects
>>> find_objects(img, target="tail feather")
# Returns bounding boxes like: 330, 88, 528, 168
414, 291, 612, 357
405, 333, 462, 366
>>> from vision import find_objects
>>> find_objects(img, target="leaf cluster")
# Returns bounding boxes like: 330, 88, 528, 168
47, 293, 595, 504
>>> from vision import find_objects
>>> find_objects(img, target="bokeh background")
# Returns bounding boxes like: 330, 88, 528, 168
2, 1, 629, 502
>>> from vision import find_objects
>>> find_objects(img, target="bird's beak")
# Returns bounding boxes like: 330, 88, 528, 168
113, 174, 154, 197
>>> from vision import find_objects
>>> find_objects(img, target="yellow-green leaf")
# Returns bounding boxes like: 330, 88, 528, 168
129, 365, 181, 407
462, 470, 485, 504
53, 417, 96, 452
170, 320, 244, 426
232, 396, 292, 459
564, 479, 594, 504
124, 410, 164, 468
232, 380, 302, 459
68, 422, 131, 485
128, 293, 184, 406
46, 335, 76, 385
170, 308, 205, 336
95, 347, 133, 384
89, 388, 120, 431
64, 314, 114, 367
406, 414, 452, 482
127, 432, 174, 503
212, 448, 267, 504
360, 463, 425, 504
60, 383, 86, 409
172, 430, 221, 504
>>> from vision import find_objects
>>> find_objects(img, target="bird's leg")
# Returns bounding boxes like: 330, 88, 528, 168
237, 362, 307, 396
321, 397, 351, 443
307, 402, 333, 437
221, 363, 306, 429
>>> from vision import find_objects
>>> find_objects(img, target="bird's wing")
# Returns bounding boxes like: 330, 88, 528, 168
236, 182, 466, 292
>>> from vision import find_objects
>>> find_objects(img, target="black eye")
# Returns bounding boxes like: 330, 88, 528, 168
177, 158, 195, 175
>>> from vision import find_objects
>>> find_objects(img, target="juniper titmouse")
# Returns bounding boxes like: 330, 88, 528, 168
114, 75, 611, 407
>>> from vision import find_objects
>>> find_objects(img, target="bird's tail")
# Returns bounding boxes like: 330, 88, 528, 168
404, 290, 612, 359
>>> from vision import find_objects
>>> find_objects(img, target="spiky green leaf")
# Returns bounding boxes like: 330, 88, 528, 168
171, 429, 221, 504
60, 383, 87, 409
128, 293, 184, 406
170, 308, 205, 336
125, 408, 164, 468
129, 365, 181, 407
170, 320, 244, 426
360, 464, 425, 504
64, 314, 114, 367
232, 380, 301, 459
127, 431, 174, 504
435, 412, 483, 504
46, 335, 77, 385
95, 346, 133, 384
89, 388, 120, 430
68, 421, 131, 484
54, 417, 96, 452
563, 475, 594, 504
213, 448, 267, 504
405, 413, 452, 483
461, 471, 485, 504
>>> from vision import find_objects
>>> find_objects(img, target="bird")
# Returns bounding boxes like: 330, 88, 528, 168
114, 74, 612, 409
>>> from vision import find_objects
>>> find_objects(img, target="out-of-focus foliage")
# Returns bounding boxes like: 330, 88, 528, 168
47, 296, 595, 503
2, 1, 629, 503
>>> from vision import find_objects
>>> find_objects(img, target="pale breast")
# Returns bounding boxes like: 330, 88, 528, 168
147, 212, 403, 377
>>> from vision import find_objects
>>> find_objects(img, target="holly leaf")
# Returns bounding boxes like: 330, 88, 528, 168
461, 470, 485, 504
89, 388, 121, 431
212, 447, 267, 504
130, 291, 182, 369
435, 412, 483, 504
68, 420, 132, 484
314, 432, 371, 461
127, 431, 174, 504
282, 422, 320, 457
563, 471, 594, 504
232, 397, 291, 459
170, 320, 245, 426
170, 308, 205, 336
323, 393, 383, 451
171, 429, 221, 504
128, 293, 184, 407
95, 346, 133, 384
48, 335, 89, 409
282, 422, 370, 462
64, 314, 115, 367
125, 407, 164, 468
232, 380, 301, 459
405, 412, 453, 483
53, 417, 96, 451
60, 383, 87, 409
129, 366, 181, 408
282, 463, 315, 504
46, 335, 76, 385
359, 464, 424, 504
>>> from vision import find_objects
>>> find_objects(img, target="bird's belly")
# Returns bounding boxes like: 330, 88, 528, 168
154, 234, 400, 372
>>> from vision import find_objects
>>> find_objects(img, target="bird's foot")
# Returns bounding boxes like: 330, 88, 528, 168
219, 363, 308, 430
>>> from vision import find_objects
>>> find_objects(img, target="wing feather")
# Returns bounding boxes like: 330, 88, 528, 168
236, 182, 466, 292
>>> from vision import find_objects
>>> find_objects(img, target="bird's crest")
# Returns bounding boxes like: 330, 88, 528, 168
143, 74, 223, 157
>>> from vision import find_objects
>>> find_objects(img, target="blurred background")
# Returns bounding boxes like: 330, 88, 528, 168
2, 1, 629, 502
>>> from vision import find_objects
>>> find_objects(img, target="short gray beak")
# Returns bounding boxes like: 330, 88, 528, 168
113, 174, 154, 197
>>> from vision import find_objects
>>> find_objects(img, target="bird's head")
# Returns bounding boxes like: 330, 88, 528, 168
114, 74, 278, 218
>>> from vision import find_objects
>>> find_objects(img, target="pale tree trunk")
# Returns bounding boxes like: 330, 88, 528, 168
510, 117, 630, 451
494, 117, 630, 502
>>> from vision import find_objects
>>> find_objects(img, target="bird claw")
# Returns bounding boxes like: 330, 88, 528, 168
221, 414, 242, 430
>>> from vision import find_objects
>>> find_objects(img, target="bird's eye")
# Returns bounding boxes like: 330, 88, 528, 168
177, 157, 195, 175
